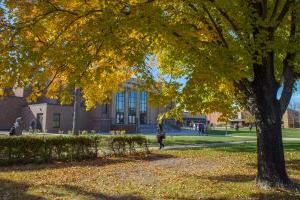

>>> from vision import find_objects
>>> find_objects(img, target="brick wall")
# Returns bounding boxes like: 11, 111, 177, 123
0, 96, 27, 130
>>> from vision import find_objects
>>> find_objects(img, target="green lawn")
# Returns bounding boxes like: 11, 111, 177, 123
207, 128, 300, 138
0, 141, 299, 199
143, 128, 300, 147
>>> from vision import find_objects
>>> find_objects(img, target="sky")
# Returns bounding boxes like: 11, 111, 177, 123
290, 81, 300, 104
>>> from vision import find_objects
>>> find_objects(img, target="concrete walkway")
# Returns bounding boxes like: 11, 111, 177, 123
151, 136, 300, 151
150, 140, 256, 151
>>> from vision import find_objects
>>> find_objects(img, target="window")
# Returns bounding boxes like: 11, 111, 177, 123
140, 91, 147, 124
102, 104, 108, 114
116, 92, 125, 124
52, 113, 61, 128
128, 91, 137, 124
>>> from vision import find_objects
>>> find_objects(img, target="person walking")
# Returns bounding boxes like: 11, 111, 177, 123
156, 123, 165, 149
249, 124, 253, 132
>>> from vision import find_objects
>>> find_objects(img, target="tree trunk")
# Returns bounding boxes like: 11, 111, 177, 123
72, 87, 80, 135
255, 105, 291, 189
252, 58, 294, 189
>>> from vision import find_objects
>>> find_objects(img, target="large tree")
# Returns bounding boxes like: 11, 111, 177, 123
0, 0, 155, 108
1, 0, 299, 189
147, 0, 300, 189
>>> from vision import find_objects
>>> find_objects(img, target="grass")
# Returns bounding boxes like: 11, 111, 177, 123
0, 141, 299, 200
207, 128, 300, 138
143, 128, 300, 147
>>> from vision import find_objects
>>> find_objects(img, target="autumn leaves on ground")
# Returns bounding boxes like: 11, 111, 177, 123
1, 142, 300, 200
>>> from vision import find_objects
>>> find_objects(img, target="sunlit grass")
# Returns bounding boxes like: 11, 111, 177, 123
0, 142, 299, 199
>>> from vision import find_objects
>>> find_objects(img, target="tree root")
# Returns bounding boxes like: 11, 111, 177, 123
256, 177, 299, 192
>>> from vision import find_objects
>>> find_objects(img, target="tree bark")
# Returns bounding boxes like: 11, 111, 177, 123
255, 102, 291, 189
251, 58, 295, 189
72, 87, 80, 135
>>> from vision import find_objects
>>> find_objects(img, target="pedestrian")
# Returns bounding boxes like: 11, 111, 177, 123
9, 125, 16, 136
198, 123, 202, 135
156, 123, 165, 149
249, 124, 253, 132
235, 123, 239, 131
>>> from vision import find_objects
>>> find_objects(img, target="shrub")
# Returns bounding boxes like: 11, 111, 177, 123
110, 130, 126, 135
106, 135, 149, 155
0, 135, 149, 165
80, 130, 89, 135
0, 135, 101, 165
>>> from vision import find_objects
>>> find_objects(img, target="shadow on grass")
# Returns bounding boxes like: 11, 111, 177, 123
168, 197, 228, 200
205, 174, 256, 183
0, 178, 45, 200
248, 159, 300, 171
0, 179, 145, 200
0, 153, 175, 172
62, 184, 144, 200
286, 159, 300, 171
250, 191, 300, 200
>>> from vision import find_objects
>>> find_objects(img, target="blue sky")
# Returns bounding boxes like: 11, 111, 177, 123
291, 81, 300, 104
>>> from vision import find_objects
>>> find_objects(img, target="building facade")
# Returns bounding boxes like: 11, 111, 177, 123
282, 108, 300, 128
0, 80, 168, 133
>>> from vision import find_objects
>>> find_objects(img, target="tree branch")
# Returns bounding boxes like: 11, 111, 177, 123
261, 0, 268, 19
207, 0, 240, 38
270, 0, 280, 21
202, 4, 228, 48
234, 79, 256, 113
274, 0, 293, 28
279, 4, 299, 115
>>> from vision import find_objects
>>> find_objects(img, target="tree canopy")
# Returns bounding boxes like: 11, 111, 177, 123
1, 0, 300, 189
0, 1, 299, 113
0, 0, 159, 108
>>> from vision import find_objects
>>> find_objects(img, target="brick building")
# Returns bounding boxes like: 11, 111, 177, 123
0, 79, 168, 133
282, 108, 300, 128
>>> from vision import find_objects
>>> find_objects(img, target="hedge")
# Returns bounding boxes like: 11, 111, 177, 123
0, 135, 149, 165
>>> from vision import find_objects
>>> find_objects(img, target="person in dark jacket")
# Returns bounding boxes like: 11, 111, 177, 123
156, 123, 165, 149
9, 125, 16, 136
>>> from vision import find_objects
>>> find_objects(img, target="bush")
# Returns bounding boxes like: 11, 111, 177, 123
80, 130, 89, 135
110, 130, 126, 135
106, 135, 149, 155
0, 135, 149, 165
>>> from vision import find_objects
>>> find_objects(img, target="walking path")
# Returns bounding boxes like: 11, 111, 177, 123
148, 136, 300, 151
149, 140, 256, 151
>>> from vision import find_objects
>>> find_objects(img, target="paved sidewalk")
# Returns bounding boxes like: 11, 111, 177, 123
150, 140, 255, 151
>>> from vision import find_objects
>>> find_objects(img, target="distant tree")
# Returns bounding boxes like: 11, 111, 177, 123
245, 113, 255, 125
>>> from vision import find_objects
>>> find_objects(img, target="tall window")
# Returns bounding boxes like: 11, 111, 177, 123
52, 113, 61, 128
140, 91, 147, 124
128, 91, 137, 124
102, 103, 108, 114
116, 92, 125, 124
